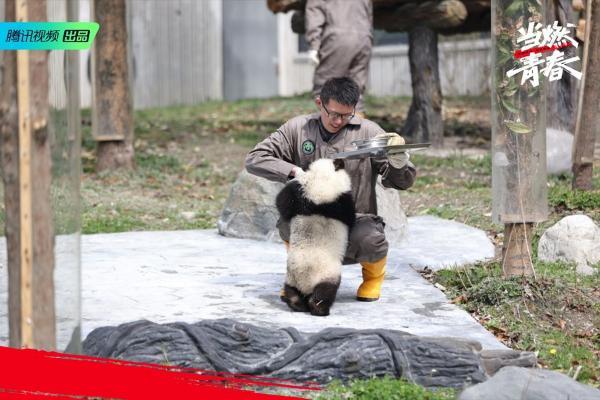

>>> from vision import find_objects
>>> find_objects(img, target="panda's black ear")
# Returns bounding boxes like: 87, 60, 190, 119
333, 158, 345, 171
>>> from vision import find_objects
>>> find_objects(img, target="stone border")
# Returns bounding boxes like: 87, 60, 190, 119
83, 319, 535, 388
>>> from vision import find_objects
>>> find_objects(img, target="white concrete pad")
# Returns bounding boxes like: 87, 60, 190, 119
81, 216, 500, 349
0, 216, 501, 350
397, 216, 495, 270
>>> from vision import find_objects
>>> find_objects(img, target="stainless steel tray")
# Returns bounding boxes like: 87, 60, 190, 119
331, 143, 431, 160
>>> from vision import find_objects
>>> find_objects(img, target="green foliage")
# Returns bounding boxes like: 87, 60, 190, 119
317, 377, 456, 400
82, 202, 215, 234
431, 261, 600, 386
536, 331, 599, 383
135, 153, 183, 174
423, 205, 461, 220
410, 154, 491, 175
549, 186, 600, 212
230, 131, 267, 147
435, 262, 499, 293
465, 276, 524, 306
83, 207, 143, 234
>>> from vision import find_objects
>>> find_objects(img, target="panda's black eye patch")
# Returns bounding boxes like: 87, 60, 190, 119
333, 158, 345, 171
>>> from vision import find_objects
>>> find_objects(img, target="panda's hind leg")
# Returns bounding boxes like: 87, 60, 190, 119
281, 284, 309, 312
308, 280, 340, 316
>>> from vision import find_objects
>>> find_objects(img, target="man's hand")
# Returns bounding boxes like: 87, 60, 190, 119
308, 49, 320, 66
291, 166, 305, 179
374, 132, 405, 146
374, 132, 409, 168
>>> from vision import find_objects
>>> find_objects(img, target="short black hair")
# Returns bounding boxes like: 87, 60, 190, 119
320, 77, 360, 107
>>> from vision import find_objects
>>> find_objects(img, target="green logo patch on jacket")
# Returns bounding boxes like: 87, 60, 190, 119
302, 140, 315, 155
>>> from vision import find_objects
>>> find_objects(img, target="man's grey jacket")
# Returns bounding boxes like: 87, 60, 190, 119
245, 114, 416, 216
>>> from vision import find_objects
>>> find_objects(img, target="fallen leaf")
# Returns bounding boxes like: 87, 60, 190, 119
451, 295, 466, 304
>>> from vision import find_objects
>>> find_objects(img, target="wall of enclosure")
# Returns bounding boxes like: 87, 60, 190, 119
277, 12, 492, 98
73, 2, 489, 109
76, 0, 223, 109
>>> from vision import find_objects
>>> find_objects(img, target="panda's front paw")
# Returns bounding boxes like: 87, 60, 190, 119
308, 297, 331, 316
282, 284, 309, 312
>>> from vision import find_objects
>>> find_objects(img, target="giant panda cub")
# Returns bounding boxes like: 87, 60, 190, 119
276, 158, 356, 316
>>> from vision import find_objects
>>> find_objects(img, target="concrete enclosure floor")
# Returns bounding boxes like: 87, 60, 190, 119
0, 216, 503, 350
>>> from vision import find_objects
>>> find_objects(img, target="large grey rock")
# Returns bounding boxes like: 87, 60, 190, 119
83, 319, 534, 388
217, 170, 284, 242
459, 366, 600, 400
538, 215, 600, 275
218, 170, 408, 245
546, 128, 573, 175
478, 350, 537, 376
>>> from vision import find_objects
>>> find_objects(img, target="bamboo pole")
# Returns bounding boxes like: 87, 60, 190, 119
15, 0, 33, 349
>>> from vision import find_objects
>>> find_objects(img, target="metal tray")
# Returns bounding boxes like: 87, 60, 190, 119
331, 143, 431, 160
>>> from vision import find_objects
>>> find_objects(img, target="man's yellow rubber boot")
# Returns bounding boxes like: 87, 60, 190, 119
356, 256, 386, 302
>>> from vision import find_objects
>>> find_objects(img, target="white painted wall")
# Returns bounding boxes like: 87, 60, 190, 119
78, 0, 223, 109
277, 11, 492, 98
277, 12, 313, 97
127, 0, 223, 109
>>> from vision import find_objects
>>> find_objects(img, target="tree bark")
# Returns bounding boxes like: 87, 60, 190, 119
374, 0, 467, 32
402, 26, 444, 147
572, 0, 599, 190
545, 0, 578, 132
278, 0, 491, 34
267, 0, 304, 13
92, 0, 134, 172
0, 0, 55, 349
0, 0, 21, 348
502, 223, 535, 277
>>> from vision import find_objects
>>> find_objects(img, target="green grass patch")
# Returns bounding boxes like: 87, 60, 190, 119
83, 207, 145, 234
431, 261, 600, 386
410, 153, 491, 176
549, 186, 600, 212
317, 377, 456, 400
135, 153, 183, 174
423, 205, 462, 220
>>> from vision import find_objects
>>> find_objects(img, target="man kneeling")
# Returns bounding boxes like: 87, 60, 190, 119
245, 77, 416, 302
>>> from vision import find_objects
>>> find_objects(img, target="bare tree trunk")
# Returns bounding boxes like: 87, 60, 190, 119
92, 0, 134, 172
545, 0, 578, 132
0, 0, 21, 348
402, 26, 444, 147
502, 223, 535, 277
572, 0, 599, 190
0, 0, 55, 349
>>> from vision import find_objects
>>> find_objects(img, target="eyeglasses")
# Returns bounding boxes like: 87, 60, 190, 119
322, 103, 355, 122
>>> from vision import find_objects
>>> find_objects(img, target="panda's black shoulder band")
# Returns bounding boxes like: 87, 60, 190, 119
312, 192, 356, 229
275, 180, 304, 221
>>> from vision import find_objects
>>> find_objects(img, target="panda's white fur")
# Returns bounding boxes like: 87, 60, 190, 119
276, 158, 356, 316
287, 215, 347, 294
295, 158, 352, 205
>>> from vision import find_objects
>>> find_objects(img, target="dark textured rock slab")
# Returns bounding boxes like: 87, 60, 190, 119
83, 319, 535, 388
459, 366, 600, 400
479, 349, 538, 376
